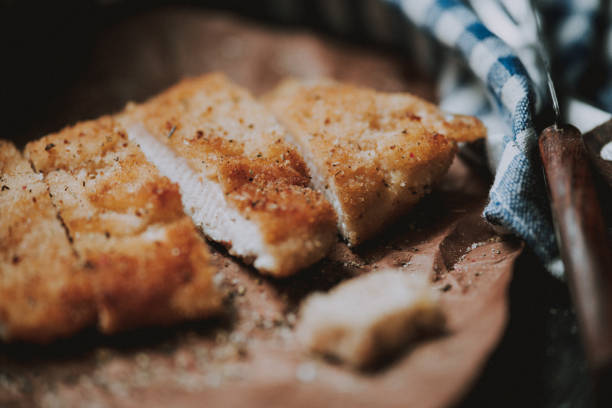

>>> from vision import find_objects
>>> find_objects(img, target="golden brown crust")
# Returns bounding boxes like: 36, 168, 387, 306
0, 141, 95, 343
25, 118, 222, 334
122, 73, 337, 276
91, 218, 221, 332
264, 79, 486, 245
27, 117, 185, 250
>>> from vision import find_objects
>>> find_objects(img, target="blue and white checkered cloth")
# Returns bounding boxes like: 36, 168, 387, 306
261, 0, 612, 277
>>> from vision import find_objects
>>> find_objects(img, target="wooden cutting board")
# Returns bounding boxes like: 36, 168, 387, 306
0, 8, 523, 408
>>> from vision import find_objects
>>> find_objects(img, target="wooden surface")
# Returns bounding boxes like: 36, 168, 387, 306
0, 8, 523, 408
539, 124, 612, 401
584, 119, 612, 188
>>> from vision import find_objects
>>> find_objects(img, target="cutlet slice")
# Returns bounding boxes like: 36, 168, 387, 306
264, 79, 486, 245
119, 73, 337, 277
0, 141, 94, 342
25, 117, 222, 333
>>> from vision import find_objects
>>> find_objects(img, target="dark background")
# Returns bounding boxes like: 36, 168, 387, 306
0, 1, 593, 406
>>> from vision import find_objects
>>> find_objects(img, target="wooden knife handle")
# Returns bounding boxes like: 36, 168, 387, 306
539, 124, 612, 398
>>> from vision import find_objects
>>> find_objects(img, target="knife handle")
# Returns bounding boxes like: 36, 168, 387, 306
539, 124, 612, 399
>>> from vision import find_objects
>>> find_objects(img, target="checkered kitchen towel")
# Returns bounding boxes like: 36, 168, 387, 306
255, 0, 612, 278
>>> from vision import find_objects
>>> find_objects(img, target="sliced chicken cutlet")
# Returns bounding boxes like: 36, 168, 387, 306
119, 73, 337, 277
25, 117, 222, 334
0, 141, 94, 342
264, 79, 486, 245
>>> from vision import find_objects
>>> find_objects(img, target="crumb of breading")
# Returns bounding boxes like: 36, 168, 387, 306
297, 269, 445, 368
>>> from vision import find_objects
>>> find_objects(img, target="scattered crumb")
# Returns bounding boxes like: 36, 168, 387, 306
286, 313, 297, 326
212, 272, 225, 288
296, 362, 317, 383
297, 269, 445, 368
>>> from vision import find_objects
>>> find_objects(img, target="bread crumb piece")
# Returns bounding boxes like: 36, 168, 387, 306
297, 269, 444, 368
296, 362, 317, 383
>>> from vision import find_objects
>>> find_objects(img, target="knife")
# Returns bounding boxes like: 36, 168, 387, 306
471, 0, 612, 400
532, 8, 612, 400
538, 121, 612, 404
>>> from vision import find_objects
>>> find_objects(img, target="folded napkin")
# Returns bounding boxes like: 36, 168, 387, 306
261, 0, 611, 277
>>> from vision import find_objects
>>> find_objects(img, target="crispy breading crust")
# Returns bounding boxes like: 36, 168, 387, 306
263, 79, 486, 245
25, 118, 222, 334
121, 73, 337, 276
90, 218, 221, 332
0, 141, 95, 342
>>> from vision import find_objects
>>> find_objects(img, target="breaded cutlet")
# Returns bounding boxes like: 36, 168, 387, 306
119, 73, 337, 277
0, 141, 94, 342
25, 117, 222, 334
264, 79, 486, 245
